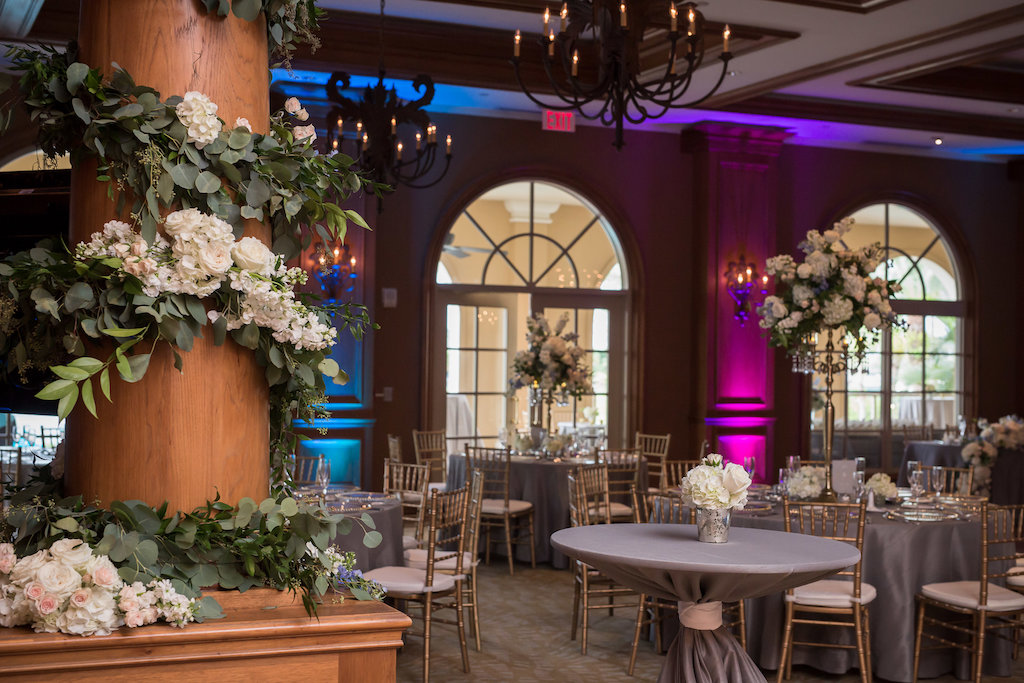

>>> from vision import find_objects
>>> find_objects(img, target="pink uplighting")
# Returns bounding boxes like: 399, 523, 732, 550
717, 434, 766, 483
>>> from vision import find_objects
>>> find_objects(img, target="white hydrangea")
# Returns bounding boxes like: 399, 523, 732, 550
679, 456, 750, 510
821, 295, 854, 326
865, 472, 897, 499
787, 465, 825, 499
175, 91, 222, 148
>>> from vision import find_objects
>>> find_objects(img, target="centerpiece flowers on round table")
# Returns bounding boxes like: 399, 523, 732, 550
786, 465, 826, 500
508, 312, 592, 402
757, 217, 903, 363
961, 414, 1024, 495
678, 455, 752, 543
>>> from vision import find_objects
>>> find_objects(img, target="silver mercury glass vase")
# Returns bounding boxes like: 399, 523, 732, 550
696, 507, 731, 543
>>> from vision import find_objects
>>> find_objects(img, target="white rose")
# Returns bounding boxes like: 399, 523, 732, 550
198, 242, 232, 276
10, 550, 51, 586
84, 556, 121, 590
722, 463, 752, 495
823, 229, 840, 243
231, 236, 274, 273
163, 208, 202, 238
234, 117, 252, 132
48, 539, 94, 570
284, 97, 302, 114
36, 560, 82, 600
796, 263, 812, 279
295, 107, 309, 121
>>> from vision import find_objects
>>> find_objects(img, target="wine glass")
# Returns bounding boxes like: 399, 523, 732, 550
909, 470, 925, 502
777, 467, 789, 498
743, 456, 757, 480
854, 457, 866, 473
787, 455, 801, 475
316, 454, 331, 502
852, 471, 865, 502
931, 466, 945, 497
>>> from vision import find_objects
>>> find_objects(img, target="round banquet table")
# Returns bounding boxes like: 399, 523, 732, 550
899, 441, 1024, 504
551, 523, 860, 683
329, 498, 403, 571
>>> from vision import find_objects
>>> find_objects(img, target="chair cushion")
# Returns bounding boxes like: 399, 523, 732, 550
788, 579, 877, 607
921, 581, 1024, 612
400, 491, 423, 504
363, 566, 456, 594
588, 502, 633, 519
404, 548, 477, 570
427, 482, 447, 493
402, 535, 420, 550
1007, 573, 1024, 588
481, 498, 533, 515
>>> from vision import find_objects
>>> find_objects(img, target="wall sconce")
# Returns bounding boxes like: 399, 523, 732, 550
724, 256, 768, 324
314, 240, 357, 301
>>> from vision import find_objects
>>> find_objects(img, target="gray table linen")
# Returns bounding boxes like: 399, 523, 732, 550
900, 441, 1024, 504
551, 524, 859, 683
332, 499, 403, 571
732, 510, 1012, 682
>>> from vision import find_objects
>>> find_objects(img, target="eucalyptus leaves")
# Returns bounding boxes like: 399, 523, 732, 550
197, 0, 323, 68
6, 43, 378, 261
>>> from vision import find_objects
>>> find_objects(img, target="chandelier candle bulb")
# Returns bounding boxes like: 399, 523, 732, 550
415, 132, 422, 150
356, 120, 363, 134
620, 2, 627, 27
670, 3, 678, 32
560, 3, 567, 32
396, 141, 402, 161
361, 132, 368, 151
572, 49, 579, 76
543, 7, 550, 33
688, 7, 696, 35
549, 30, 555, 56
390, 116, 396, 135
446, 135, 452, 155
723, 24, 731, 52
514, 29, 521, 57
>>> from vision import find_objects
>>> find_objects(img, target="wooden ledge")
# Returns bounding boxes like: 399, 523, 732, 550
0, 589, 411, 682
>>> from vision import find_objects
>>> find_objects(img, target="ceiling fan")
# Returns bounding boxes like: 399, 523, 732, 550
442, 232, 504, 258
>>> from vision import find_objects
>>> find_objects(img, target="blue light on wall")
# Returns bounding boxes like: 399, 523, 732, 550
298, 438, 361, 487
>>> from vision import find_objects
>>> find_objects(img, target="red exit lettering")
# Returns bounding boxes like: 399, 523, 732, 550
542, 110, 576, 132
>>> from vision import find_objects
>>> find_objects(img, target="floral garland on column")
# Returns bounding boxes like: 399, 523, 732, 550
0, 2, 390, 632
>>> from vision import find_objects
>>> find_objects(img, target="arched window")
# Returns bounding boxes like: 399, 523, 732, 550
811, 202, 966, 470
429, 180, 632, 450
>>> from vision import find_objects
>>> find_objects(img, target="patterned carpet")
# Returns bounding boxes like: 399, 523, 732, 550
394, 562, 1024, 682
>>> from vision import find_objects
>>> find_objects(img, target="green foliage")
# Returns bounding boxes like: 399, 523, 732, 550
2, 473, 384, 616
0, 241, 373, 478
5, 44, 384, 258
194, 0, 324, 69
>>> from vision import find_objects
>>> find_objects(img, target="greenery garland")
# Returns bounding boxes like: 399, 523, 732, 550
3, 469, 385, 618
197, 0, 323, 68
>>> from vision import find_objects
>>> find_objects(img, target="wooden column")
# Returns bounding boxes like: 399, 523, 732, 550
681, 123, 790, 481
64, 0, 271, 511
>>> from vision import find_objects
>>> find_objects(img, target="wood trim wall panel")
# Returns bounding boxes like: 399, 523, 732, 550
702, 4, 1024, 108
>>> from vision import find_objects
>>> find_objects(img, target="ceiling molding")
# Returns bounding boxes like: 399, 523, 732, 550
721, 93, 1024, 140
702, 3, 1024, 109
849, 35, 1024, 105
756, 0, 909, 13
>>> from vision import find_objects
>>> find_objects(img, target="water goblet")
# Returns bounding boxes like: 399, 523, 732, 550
316, 455, 331, 502
787, 455, 801, 475
743, 456, 757, 479
909, 470, 925, 502
777, 467, 789, 498
931, 466, 944, 496
854, 457, 866, 472
852, 471, 865, 502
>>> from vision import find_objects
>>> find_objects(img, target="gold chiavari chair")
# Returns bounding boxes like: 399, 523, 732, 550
413, 429, 448, 488
634, 432, 671, 492
291, 453, 319, 486
1000, 504, 1024, 658
596, 448, 641, 522
383, 460, 430, 549
663, 459, 702, 491
780, 498, 874, 683
626, 488, 746, 675
365, 484, 473, 683
387, 433, 403, 463
406, 471, 486, 651
567, 470, 640, 655
919, 465, 974, 496
913, 502, 1024, 683
465, 445, 535, 575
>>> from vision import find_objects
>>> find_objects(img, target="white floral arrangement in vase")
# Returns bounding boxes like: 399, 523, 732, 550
679, 454, 752, 510
508, 312, 593, 400
787, 465, 826, 500
757, 217, 903, 364
961, 414, 1023, 495
865, 472, 898, 501
0, 540, 197, 635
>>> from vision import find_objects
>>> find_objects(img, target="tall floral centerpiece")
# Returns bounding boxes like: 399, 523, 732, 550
678, 455, 752, 543
758, 217, 903, 500
508, 312, 592, 440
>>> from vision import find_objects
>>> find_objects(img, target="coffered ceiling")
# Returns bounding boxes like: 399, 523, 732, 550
4, 0, 1024, 160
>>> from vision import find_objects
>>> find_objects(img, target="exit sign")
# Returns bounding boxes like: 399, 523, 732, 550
542, 110, 576, 132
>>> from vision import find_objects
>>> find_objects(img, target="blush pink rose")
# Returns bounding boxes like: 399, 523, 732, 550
36, 594, 60, 615
0, 556, 13, 574
91, 565, 120, 589
124, 610, 146, 628
120, 598, 140, 613
70, 588, 91, 608
141, 607, 158, 624
24, 582, 45, 601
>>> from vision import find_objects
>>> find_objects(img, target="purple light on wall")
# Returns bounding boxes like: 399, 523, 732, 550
717, 434, 765, 483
